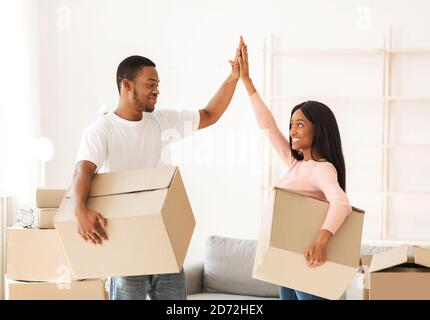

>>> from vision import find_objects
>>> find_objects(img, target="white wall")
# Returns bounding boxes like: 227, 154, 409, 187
36, 0, 430, 262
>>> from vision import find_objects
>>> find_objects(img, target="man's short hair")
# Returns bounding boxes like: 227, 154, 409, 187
116, 55, 156, 94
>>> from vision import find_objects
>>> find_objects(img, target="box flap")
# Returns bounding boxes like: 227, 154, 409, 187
56, 189, 168, 221
369, 245, 408, 273
413, 246, 430, 268
36, 189, 67, 208
161, 169, 195, 269
360, 255, 373, 267
66, 166, 177, 197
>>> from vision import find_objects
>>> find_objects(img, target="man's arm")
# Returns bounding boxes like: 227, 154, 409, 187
71, 160, 108, 245
198, 74, 239, 129
198, 39, 241, 129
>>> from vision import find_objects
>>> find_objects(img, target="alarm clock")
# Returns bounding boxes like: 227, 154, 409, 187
16, 208, 34, 228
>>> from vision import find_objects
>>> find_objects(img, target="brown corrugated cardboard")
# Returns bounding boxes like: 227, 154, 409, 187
54, 166, 195, 279
38, 208, 57, 229
36, 188, 66, 208
6, 279, 107, 300
253, 188, 364, 300
367, 245, 430, 300
6, 228, 73, 282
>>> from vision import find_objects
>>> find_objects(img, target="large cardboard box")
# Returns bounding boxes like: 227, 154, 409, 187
38, 208, 57, 229
54, 166, 195, 279
6, 279, 107, 300
36, 188, 67, 208
253, 188, 365, 300
366, 245, 430, 300
6, 228, 73, 282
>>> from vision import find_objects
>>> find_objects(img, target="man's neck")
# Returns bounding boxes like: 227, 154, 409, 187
115, 101, 143, 121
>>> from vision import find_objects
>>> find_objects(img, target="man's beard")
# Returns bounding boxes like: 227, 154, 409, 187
133, 89, 154, 113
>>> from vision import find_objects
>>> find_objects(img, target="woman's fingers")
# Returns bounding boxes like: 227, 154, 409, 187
241, 44, 248, 62
240, 45, 248, 65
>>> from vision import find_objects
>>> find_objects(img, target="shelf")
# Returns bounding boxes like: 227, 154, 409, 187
263, 48, 430, 55
388, 48, 430, 54
362, 239, 430, 246
270, 96, 430, 102
348, 190, 430, 196
343, 144, 430, 149
260, 187, 430, 196
264, 48, 384, 55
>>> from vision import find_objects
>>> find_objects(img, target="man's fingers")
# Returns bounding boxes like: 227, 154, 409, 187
229, 60, 238, 68
97, 214, 108, 228
235, 46, 241, 59
96, 222, 108, 241
90, 228, 104, 244
78, 230, 88, 241
85, 232, 99, 245
238, 56, 243, 67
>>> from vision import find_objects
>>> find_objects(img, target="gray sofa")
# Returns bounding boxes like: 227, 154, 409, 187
184, 235, 406, 300
185, 235, 279, 300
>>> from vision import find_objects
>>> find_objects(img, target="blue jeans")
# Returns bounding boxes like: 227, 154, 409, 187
280, 286, 327, 300
109, 270, 186, 300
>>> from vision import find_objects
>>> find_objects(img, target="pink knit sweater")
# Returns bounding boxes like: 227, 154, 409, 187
250, 92, 352, 234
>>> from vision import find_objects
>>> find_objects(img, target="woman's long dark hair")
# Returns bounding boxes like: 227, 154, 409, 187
289, 101, 346, 191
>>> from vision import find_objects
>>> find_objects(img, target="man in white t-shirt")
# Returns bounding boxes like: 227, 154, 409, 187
69, 42, 241, 300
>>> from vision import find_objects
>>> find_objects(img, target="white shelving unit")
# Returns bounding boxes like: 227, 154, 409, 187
261, 30, 430, 245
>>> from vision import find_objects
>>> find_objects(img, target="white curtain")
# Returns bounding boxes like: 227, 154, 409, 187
0, 1, 40, 210
0, 0, 40, 299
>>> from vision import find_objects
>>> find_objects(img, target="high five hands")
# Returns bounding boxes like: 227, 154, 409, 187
229, 36, 251, 83
234, 36, 257, 95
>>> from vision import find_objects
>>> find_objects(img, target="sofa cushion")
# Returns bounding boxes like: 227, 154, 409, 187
203, 235, 279, 298
189, 293, 278, 300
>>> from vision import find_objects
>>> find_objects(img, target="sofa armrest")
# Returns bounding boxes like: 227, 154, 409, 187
184, 262, 204, 295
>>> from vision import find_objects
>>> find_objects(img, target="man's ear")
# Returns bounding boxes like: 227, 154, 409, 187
122, 79, 131, 92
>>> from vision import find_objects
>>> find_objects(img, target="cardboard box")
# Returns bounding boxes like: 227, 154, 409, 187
253, 188, 365, 300
38, 208, 57, 229
6, 228, 73, 282
366, 245, 430, 300
54, 166, 195, 279
36, 188, 67, 208
6, 279, 107, 300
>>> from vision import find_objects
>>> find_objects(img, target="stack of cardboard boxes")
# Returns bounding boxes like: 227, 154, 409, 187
5, 167, 196, 300
360, 245, 430, 300
5, 189, 107, 300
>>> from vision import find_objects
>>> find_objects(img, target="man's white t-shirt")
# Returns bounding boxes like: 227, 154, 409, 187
76, 109, 200, 173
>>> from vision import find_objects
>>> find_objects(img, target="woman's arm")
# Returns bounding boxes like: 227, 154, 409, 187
313, 163, 352, 234
304, 162, 352, 268
239, 38, 295, 167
